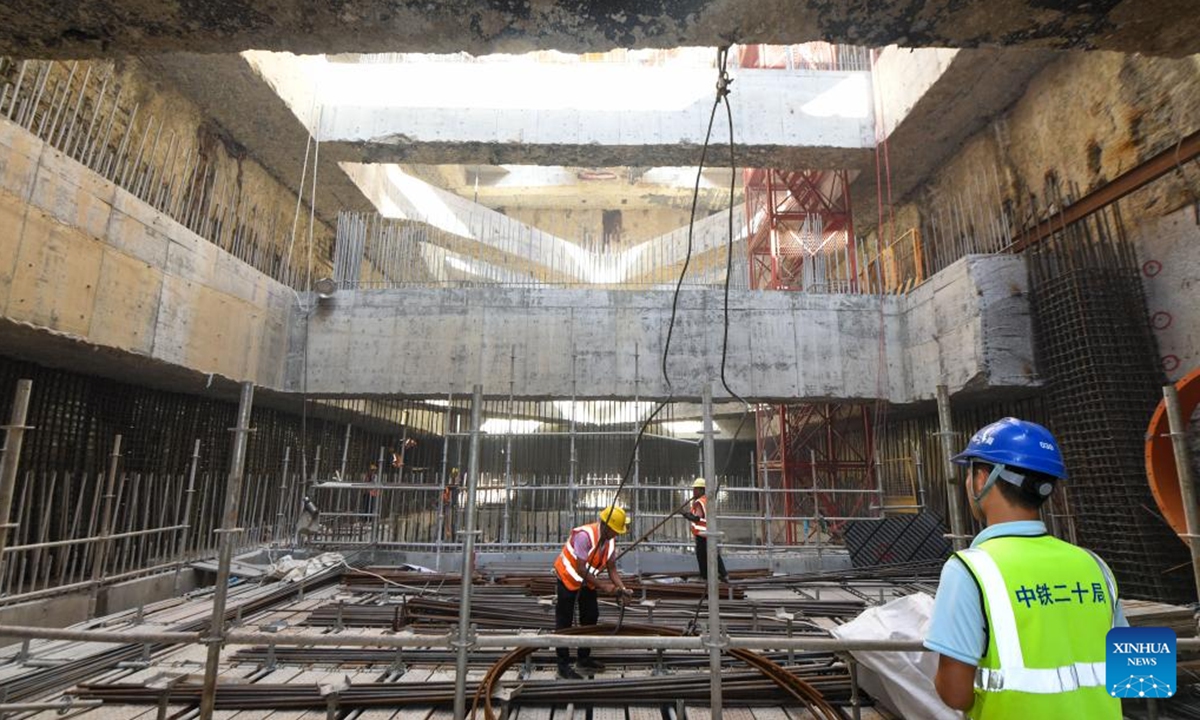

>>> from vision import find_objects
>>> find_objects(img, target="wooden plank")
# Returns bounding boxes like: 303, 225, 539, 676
684, 707, 712, 720
513, 707, 552, 720
749, 709, 792, 720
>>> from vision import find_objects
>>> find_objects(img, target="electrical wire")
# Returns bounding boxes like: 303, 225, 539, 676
607, 45, 737, 514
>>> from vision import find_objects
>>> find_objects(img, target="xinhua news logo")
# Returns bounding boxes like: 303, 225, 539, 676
1106, 627, 1176, 698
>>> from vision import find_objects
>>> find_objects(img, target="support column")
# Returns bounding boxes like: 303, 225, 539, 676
0, 379, 33, 585
1164, 384, 1200, 603
453, 384, 483, 720
936, 385, 968, 551
701, 384, 724, 720
199, 382, 255, 720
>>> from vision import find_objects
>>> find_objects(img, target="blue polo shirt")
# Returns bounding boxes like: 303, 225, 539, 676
924, 520, 1128, 666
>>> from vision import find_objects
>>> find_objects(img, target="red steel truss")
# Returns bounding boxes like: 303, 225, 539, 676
745, 167, 878, 545
744, 168, 857, 292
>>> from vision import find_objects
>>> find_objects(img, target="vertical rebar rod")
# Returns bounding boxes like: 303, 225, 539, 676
276, 447, 291, 545
569, 356, 578, 527
1163, 384, 1200, 603
502, 348, 515, 546
937, 385, 967, 550
436, 393, 451, 568
339, 423, 351, 480
701, 383, 723, 720
88, 434, 122, 617
199, 382, 254, 720
913, 442, 927, 511
453, 384, 483, 720
174, 439, 201, 593
0, 380, 33, 584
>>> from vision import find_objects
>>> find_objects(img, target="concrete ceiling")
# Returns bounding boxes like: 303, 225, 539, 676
3, 0, 1196, 59
402, 164, 740, 213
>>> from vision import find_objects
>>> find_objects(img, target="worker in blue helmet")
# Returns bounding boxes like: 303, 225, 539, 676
924, 418, 1127, 718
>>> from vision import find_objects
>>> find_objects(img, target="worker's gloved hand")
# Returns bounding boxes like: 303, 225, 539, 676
615, 587, 634, 605
681, 512, 700, 523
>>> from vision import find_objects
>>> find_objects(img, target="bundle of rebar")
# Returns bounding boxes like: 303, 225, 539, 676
2, 566, 344, 703
302, 594, 865, 632
75, 664, 854, 710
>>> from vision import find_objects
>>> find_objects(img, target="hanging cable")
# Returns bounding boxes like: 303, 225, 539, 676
717, 55, 752, 479
605, 44, 738, 515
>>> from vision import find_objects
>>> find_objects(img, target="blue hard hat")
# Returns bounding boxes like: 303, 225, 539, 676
951, 417, 1067, 480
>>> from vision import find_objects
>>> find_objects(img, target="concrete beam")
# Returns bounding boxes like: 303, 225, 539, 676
312, 63, 876, 169
850, 47, 1054, 226
2, 1, 1195, 58
143, 53, 375, 225
290, 254, 1037, 403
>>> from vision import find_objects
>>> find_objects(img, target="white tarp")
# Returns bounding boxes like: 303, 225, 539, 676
269, 552, 345, 583
830, 592, 960, 720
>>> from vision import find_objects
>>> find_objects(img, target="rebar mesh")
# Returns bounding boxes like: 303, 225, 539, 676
1028, 196, 1193, 603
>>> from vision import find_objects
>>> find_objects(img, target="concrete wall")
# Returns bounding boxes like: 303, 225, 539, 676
0, 117, 294, 388
0, 569, 196, 649
291, 254, 1035, 403
1132, 205, 1200, 381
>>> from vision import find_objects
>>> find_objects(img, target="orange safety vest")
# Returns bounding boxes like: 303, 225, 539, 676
554, 522, 615, 591
689, 495, 708, 536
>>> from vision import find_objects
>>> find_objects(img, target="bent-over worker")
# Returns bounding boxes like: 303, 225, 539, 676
552, 505, 633, 679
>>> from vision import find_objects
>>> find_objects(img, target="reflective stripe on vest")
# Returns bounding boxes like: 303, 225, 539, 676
554, 523, 613, 591
955, 540, 1113, 720
690, 496, 707, 536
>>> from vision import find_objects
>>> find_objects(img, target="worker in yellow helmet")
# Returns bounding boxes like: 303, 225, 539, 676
552, 505, 633, 679
680, 478, 729, 583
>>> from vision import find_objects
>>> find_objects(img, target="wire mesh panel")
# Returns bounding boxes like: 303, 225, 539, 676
1028, 190, 1193, 603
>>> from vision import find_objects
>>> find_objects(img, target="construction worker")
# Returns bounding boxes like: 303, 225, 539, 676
552, 505, 633, 679
680, 478, 729, 583
925, 418, 1126, 718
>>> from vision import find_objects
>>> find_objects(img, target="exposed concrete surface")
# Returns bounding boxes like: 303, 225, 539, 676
98, 569, 197, 617
0, 116, 294, 389
0, 569, 196, 649
1132, 204, 1200, 382
344, 162, 745, 286
308, 62, 874, 168
1, 0, 1195, 58
0, 594, 89, 649
144, 53, 374, 225
902, 253, 1036, 395
290, 254, 1036, 403
852, 47, 1054, 230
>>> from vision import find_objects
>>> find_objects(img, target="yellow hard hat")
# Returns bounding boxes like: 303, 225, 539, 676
692, 478, 706, 489
599, 506, 629, 534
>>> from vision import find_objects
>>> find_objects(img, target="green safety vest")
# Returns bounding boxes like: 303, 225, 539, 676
956, 535, 1120, 720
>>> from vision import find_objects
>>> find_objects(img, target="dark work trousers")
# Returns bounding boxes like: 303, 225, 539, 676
555, 577, 599, 663
694, 535, 728, 580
